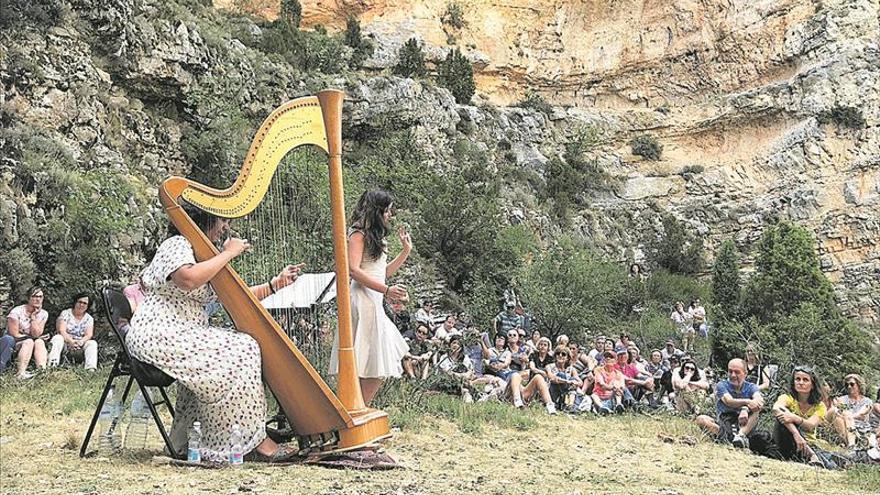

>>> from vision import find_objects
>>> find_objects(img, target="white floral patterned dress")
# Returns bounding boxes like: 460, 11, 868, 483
329, 250, 410, 378
127, 235, 266, 461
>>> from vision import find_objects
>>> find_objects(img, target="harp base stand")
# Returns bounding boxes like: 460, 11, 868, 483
268, 408, 392, 459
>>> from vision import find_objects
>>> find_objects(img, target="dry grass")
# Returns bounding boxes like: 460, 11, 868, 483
1, 368, 877, 495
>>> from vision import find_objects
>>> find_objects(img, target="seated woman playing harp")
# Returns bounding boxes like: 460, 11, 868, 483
127, 203, 302, 463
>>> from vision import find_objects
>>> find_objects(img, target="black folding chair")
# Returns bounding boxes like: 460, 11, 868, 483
80, 286, 180, 458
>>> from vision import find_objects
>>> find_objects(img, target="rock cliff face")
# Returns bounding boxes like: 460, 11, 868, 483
288, 0, 879, 321
2, 0, 877, 322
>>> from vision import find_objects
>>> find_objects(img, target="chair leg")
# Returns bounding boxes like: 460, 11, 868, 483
157, 385, 175, 418
80, 357, 125, 458
120, 374, 136, 405
137, 380, 179, 459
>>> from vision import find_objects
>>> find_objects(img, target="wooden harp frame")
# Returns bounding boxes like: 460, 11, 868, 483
158, 90, 390, 454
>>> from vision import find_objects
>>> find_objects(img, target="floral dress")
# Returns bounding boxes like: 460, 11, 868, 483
127, 235, 266, 462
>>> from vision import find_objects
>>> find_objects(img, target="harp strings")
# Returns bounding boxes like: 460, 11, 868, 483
231, 147, 337, 385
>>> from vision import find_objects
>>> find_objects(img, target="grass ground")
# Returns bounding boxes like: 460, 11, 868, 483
1, 367, 878, 495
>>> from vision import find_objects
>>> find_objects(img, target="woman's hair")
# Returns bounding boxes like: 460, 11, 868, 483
25, 286, 44, 300
168, 201, 222, 238
843, 373, 865, 396
71, 292, 92, 311
554, 345, 571, 366
494, 333, 508, 348
789, 366, 822, 405
536, 337, 551, 349
678, 358, 701, 381
351, 189, 393, 260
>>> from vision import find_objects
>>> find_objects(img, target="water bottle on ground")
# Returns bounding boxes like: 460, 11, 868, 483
97, 385, 122, 454
229, 424, 244, 466
124, 390, 151, 450
188, 421, 202, 462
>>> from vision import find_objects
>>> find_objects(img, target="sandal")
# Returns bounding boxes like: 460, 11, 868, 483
244, 444, 300, 464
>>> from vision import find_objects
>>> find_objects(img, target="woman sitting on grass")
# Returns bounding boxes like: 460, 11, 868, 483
672, 357, 710, 414
49, 292, 98, 370
527, 337, 553, 381
771, 366, 826, 465
592, 350, 626, 414
826, 373, 873, 449
435, 335, 476, 402
546, 345, 582, 412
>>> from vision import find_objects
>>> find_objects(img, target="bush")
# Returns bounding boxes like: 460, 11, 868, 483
0, 0, 65, 31
261, 20, 345, 74
680, 164, 704, 175
441, 2, 466, 29
645, 214, 704, 275
644, 269, 711, 313
711, 240, 741, 322
393, 38, 427, 78
515, 91, 553, 114
437, 48, 475, 104
279, 0, 302, 28
630, 134, 663, 161
817, 106, 866, 130
343, 15, 374, 69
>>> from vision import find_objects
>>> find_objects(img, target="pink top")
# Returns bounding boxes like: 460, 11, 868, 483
123, 283, 145, 309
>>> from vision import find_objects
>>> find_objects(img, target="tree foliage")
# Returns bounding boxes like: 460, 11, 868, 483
437, 48, 475, 104
711, 240, 741, 322
343, 15, 374, 69
279, 0, 302, 28
645, 214, 704, 275
393, 38, 427, 78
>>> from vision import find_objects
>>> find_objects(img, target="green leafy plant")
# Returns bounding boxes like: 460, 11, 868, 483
436, 48, 475, 104
630, 134, 663, 161
279, 0, 302, 28
393, 38, 427, 78
645, 214, 703, 275
515, 90, 553, 114
343, 15, 374, 69
441, 2, 466, 29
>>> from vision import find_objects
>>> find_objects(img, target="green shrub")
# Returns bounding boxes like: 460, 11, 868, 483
645, 214, 703, 275
343, 15, 374, 69
393, 38, 427, 78
279, 0, 302, 28
441, 2, 466, 29
644, 269, 711, 313
515, 90, 553, 114
261, 20, 345, 74
817, 106, 866, 129
680, 164, 704, 175
711, 240, 741, 322
436, 48, 475, 104
630, 134, 663, 160
0, 248, 38, 302
0, 0, 65, 31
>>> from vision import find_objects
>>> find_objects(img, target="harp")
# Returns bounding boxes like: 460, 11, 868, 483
158, 90, 391, 454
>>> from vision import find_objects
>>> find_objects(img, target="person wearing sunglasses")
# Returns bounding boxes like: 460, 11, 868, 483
696, 359, 763, 449
826, 373, 873, 448
671, 357, 710, 414
403, 324, 434, 380
771, 366, 826, 465
49, 292, 98, 370
546, 345, 582, 412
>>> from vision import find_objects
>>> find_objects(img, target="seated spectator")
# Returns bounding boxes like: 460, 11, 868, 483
569, 342, 596, 395
388, 300, 412, 336
672, 357, 710, 414
596, 339, 616, 364
592, 350, 626, 414
482, 333, 515, 381
2, 287, 50, 379
555, 334, 570, 348
524, 329, 542, 353
414, 300, 435, 326
486, 333, 555, 414
403, 324, 434, 380
587, 335, 605, 361
645, 349, 672, 405
772, 366, 826, 465
546, 345, 582, 411
661, 339, 683, 364
827, 373, 873, 448
527, 337, 553, 381
744, 343, 771, 391
688, 299, 706, 349
433, 314, 461, 342
696, 359, 763, 449
506, 328, 531, 374
493, 301, 523, 339
620, 348, 654, 403
435, 335, 476, 402
49, 292, 98, 370
615, 333, 633, 350
670, 302, 691, 346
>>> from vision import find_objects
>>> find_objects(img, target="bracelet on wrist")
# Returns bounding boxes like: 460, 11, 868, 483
268, 278, 276, 294
384, 286, 390, 296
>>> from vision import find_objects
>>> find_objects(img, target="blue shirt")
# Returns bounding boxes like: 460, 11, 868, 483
715, 379, 759, 414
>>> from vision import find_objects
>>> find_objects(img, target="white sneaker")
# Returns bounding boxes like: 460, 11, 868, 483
546, 403, 557, 415
462, 390, 474, 403
868, 447, 880, 461
513, 398, 524, 408
16, 371, 34, 380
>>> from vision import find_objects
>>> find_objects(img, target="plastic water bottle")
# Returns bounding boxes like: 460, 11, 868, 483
229, 424, 243, 466
124, 390, 151, 450
97, 385, 122, 454
188, 421, 202, 462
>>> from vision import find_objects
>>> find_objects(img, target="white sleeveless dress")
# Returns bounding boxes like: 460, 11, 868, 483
329, 251, 409, 378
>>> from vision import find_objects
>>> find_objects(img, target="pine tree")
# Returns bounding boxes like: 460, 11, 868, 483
279, 0, 302, 28
645, 214, 703, 275
393, 38, 427, 78
711, 240, 741, 321
436, 48, 475, 104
